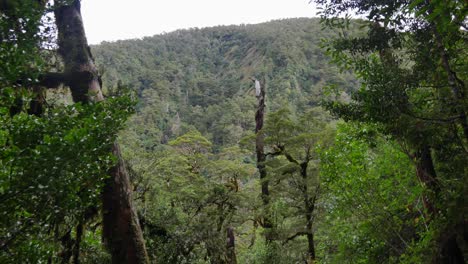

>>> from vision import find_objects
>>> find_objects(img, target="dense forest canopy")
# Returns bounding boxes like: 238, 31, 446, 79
91, 18, 358, 150
0, 0, 466, 263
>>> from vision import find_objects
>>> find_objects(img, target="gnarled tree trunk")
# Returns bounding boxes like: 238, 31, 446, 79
54, 1, 149, 263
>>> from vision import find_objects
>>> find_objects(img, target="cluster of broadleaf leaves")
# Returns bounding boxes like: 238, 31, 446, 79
317, 123, 427, 263
0, 88, 134, 261
0, 1, 135, 261
125, 130, 256, 263
313, 0, 467, 262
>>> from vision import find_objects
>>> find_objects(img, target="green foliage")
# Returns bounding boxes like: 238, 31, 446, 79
92, 18, 359, 150
129, 130, 257, 263
0, 1, 130, 261
103, 20, 360, 262
313, 0, 467, 261
318, 123, 426, 263
169, 129, 212, 154
0, 89, 134, 262
229, 106, 336, 263
238, 238, 289, 264
0, 0, 48, 87
80, 229, 111, 263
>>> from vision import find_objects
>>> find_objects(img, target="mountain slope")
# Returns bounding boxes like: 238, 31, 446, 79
92, 17, 357, 148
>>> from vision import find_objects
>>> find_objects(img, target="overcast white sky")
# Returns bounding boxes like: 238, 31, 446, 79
81, 0, 318, 44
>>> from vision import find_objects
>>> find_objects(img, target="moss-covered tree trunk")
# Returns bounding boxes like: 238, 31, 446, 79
54, 1, 149, 263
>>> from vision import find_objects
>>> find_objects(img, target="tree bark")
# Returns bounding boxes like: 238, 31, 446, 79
54, 1, 103, 103
254, 78, 273, 242
60, 230, 74, 264
437, 235, 465, 264
414, 144, 439, 217
54, 1, 149, 263
300, 162, 316, 263
103, 143, 149, 264
226, 226, 237, 264
414, 145, 465, 263
72, 222, 83, 264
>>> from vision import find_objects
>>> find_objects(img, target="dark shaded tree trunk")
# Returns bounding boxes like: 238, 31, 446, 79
226, 226, 237, 264
53, 1, 149, 263
103, 143, 149, 263
54, 0, 103, 104
60, 230, 74, 264
414, 145, 465, 264
306, 232, 315, 264
249, 220, 258, 248
300, 162, 316, 263
437, 235, 465, 264
254, 78, 273, 242
414, 145, 439, 217
72, 222, 83, 264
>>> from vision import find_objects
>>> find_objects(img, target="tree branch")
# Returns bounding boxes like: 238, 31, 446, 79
273, 144, 299, 164
282, 231, 308, 245
38, 72, 68, 88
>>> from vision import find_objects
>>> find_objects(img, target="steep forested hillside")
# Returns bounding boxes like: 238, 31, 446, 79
89, 15, 467, 263
90, 18, 361, 263
92, 18, 357, 149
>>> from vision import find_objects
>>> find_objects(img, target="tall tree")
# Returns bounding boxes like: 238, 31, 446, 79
1, 0, 136, 262
253, 78, 274, 244
313, 0, 467, 262
132, 131, 249, 263
53, 1, 149, 263
264, 108, 333, 263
